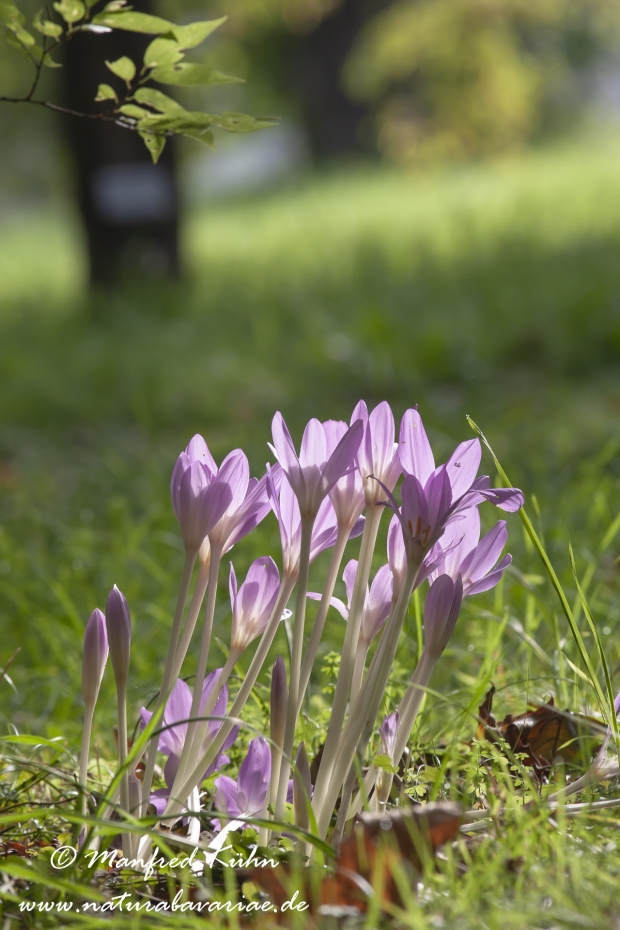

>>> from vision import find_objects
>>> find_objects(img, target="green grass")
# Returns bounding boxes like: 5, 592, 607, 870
1, 132, 620, 926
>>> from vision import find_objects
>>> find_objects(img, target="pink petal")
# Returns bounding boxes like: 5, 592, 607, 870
322, 419, 364, 494
342, 560, 358, 607
186, 434, 217, 476
446, 439, 481, 501
459, 521, 508, 583
399, 408, 434, 485
299, 418, 327, 469
369, 401, 397, 481
465, 555, 512, 595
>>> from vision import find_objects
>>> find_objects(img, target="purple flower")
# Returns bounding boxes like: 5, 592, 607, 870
379, 712, 399, 760
381, 410, 523, 571
140, 674, 237, 814
270, 413, 363, 518
267, 467, 363, 579
105, 586, 131, 690
82, 608, 108, 707
351, 400, 401, 504
229, 557, 281, 655
209, 452, 281, 554
214, 737, 271, 828
427, 508, 512, 596
387, 513, 407, 600
310, 559, 393, 646
399, 408, 523, 514
170, 437, 238, 554
323, 419, 366, 530
424, 574, 464, 659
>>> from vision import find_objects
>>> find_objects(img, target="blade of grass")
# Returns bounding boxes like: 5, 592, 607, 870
569, 543, 618, 742
467, 415, 611, 725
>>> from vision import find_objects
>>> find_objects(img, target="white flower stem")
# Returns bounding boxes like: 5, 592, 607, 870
347, 765, 377, 819
79, 702, 95, 818
259, 739, 283, 846
296, 523, 350, 717
116, 681, 131, 858
164, 577, 296, 818
141, 549, 196, 815
363, 647, 435, 815
314, 561, 418, 841
350, 642, 369, 706
180, 649, 239, 779
273, 516, 314, 824
311, 505, 382, 824
170, 543, 223, 795
392, 648, 436, 764
170, 545, 211, 683
547, 770, 596, 803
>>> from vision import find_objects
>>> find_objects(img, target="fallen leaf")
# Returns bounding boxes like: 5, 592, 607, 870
476, 685, 593, 776
250, 802, 462, 921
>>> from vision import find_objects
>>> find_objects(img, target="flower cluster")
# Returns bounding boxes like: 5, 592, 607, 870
79, 401, 523, 854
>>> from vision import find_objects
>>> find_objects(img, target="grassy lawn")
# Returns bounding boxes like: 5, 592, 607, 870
1, 132, 620, 926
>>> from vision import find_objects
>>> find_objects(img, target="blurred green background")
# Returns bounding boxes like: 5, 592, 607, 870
1, 0, 620, 756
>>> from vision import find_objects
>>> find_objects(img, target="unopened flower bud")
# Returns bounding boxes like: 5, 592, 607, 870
270, 655, 288, 752
293, 742, 312, 830
379, 711, 399, 761
105, 585, 131, 690
82, 608, 108, 708
424, 575, 463, 658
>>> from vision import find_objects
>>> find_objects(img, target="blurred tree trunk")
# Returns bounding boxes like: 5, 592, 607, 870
62, 0, 179, 286
290, 0, 389, 160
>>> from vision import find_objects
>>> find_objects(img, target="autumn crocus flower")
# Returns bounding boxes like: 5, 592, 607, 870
80, 609, 108, 817
213, 737, 271, 832
310, 559, 393, 648
381, 445, 522, 573
82, 608, 108, 709
229, 557, 282, 656
105, 585, 132, 854
351, 400, 401, 505
423, 574, 464, 660
140, 674, 237, 815
379, 712, 399, 760
267, 468, 362, 579
375, 711, 400, 809
170, 438, 237, 554
427, 507, 512, 596
270, 413, 363, 518
323, 419, 366, 530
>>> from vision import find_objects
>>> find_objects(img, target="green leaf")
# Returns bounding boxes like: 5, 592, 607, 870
92, 10, 175, 34
53, 0, 85, 24
172, 17, 226, 49
0, 0, 23, 27
33, 8, 63, 36
95, 82, 118, 102
151, 63, 243, 86
117, 103, 151, 119
139, 129, 166, 164
184, 128, 215, 148
5, 29, 34, 56
105, 55, 135, 83
373, 753, 398, 775
143, 36, 182, 69
133, 86, 186, 115
211, 111, 278, 133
